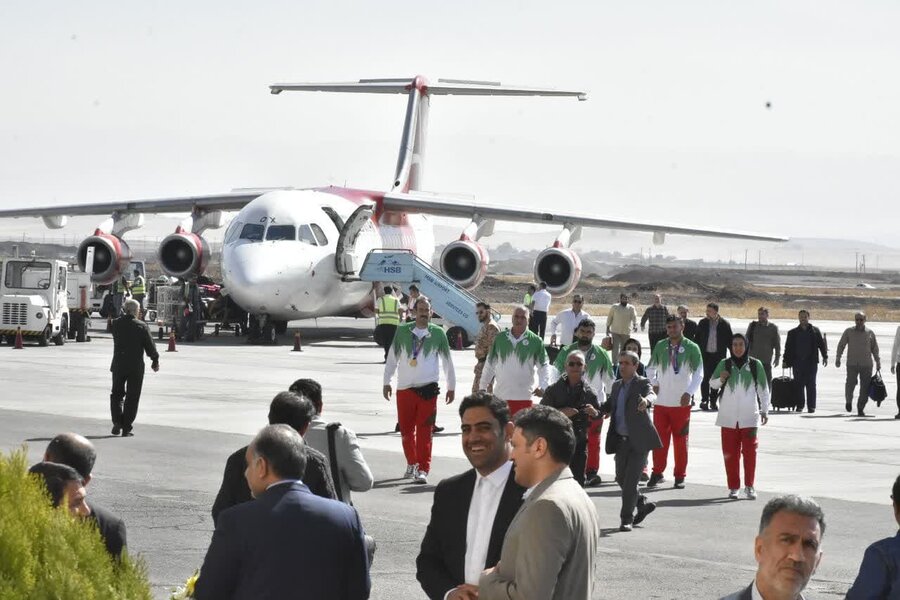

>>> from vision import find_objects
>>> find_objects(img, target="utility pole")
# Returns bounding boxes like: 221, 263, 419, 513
744, 249, 748, 271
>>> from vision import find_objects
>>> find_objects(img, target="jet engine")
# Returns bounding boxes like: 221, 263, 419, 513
439, 239, 489, 290
77, 230, 132, 285
158, 228, 211, 279
533, 247, 582, 296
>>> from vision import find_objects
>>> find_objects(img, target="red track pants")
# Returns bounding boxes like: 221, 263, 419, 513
720, 426, 758, 489
397, 389, 437, 473
586, 417, 603, 474
507, 400, 533, 417
652, 405, 691, 479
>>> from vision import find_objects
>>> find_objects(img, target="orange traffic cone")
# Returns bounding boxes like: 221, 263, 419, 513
13, 327, 24, 349
166, 330, 177, 352
292, 331, 303, 352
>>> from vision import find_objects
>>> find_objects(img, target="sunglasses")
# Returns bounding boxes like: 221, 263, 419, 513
567, 361, 584, 367
573, 300, 583, 303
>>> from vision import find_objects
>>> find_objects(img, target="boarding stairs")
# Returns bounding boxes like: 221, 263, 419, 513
356, 249, 498, 349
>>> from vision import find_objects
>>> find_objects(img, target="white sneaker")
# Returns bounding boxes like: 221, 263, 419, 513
403, 464, 417, 479
413, 470, 428, 484
728, 488, 739, 499
744, 486, 757, 500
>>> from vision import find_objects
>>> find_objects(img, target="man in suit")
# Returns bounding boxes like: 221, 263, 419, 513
417, 392, 525, 600
195, 424, 370, 600
479, 405, 600, 600
109, 298, 159, 436
695, 302, 733, 411
602, 351, 663, 532
718, 495, 825, 600
291, 378, 374, 505
211, 391, 336, 525
783, 310, 828, 413
43, 432, 127, 558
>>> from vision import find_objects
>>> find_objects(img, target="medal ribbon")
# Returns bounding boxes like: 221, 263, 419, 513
411, 333, 425, 361
669, 341, 681, 375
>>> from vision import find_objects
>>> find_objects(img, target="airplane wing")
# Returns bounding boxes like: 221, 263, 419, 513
382, 191, 787, 242
0, 191, 268, 219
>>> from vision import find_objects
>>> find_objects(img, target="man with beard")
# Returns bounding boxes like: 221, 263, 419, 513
549, 318, 614, 487
646, 315, 703, 490
607, 293, 639, 358
417, 393, 525, 600
472, 302, 501, 393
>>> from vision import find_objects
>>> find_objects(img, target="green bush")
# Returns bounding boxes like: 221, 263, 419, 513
0, 448, 152, 599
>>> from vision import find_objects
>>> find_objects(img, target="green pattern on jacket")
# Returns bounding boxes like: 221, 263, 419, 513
391, 323, 451, 358
488, 330, 547, 365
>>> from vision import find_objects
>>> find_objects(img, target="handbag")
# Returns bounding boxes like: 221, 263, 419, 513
869, 370, 888, 406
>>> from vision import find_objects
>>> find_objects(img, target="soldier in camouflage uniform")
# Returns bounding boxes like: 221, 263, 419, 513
472, 302, 501, 393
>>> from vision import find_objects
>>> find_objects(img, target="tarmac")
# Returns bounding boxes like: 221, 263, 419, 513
1, 315, 899, 599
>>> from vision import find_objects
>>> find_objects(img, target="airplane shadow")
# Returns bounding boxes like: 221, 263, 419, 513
800, 414, 848, 419
401, 484, 436, 494
653, 497, 735, 508
25, 434, 121, 443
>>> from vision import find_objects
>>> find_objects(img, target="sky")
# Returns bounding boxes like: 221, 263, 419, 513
1, 1, 899, 261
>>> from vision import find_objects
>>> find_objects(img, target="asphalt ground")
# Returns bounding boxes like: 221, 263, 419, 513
1, 316, 899, 599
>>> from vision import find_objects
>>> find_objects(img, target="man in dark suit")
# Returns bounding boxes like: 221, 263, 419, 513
719, 495, 824, 600
43, 432, 127, 558
109, 298, 159, 436
783, 310, 828, 413
195, 424, 370, 600
695, 302, 733, 411
417, 392, 525, 600
602, 351, 663, 532
211, 391, 336, 525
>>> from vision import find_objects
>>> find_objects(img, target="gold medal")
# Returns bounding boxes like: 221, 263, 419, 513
409, 358, 418, 367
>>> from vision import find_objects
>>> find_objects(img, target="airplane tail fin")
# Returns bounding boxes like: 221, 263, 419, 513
270, 76, 587, 193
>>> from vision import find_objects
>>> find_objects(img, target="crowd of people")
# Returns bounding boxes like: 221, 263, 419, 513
20, 285, 900, 599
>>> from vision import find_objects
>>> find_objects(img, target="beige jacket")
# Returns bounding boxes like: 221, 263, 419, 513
479, 467, 600, 600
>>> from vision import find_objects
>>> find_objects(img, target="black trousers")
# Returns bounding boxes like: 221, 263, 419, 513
374, 324, 397, 360
701, 351, 726, 405
111, 367, 145, 429
569, 437, 587, 486
530, 310, 548, 340
648, 332, 667, 354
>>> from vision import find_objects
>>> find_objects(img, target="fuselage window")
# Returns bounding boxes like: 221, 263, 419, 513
311, 224, 328, 246
298, 224, 317, 246
265, 225, 296, 241
239, 223, 265, 241
320, 206, 344, 232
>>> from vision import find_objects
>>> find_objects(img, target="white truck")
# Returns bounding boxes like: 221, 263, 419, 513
0, 258, 70, 346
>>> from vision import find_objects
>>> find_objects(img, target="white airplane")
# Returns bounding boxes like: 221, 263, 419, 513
0, 75, 785, 339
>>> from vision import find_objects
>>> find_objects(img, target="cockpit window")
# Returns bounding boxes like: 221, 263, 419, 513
239, 223, 265, 241
298, 224, 317, 246
265, 225, 296, 241
311, 224, 328, 246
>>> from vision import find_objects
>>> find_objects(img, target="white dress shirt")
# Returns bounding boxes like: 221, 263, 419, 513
532, 289, 552, 312
463, 461, 513, 586
549, 309, 591, 345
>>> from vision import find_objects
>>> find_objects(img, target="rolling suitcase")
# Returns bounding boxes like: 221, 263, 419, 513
770, 368, 801, 411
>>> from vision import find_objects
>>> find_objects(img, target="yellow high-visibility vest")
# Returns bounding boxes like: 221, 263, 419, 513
131, 276, 145, 295
376, 295, 400, 326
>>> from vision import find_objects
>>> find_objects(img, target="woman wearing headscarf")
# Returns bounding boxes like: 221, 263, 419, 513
710, 333, 770, 500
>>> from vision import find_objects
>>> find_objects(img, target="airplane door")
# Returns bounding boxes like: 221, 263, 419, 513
335, 204, 378, 276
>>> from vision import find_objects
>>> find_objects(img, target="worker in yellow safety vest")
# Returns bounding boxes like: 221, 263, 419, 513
375, 285, 402, 361
131, 269, 146, 313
